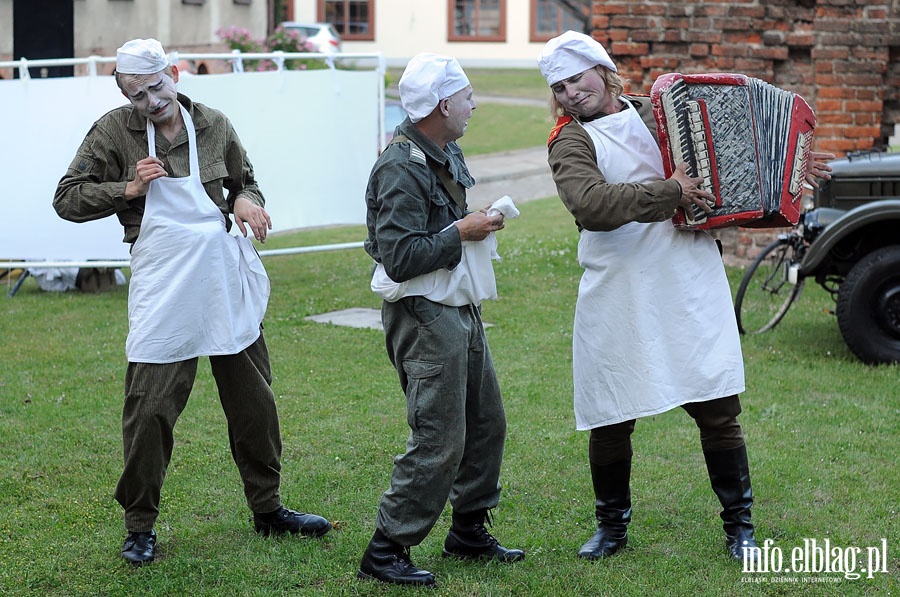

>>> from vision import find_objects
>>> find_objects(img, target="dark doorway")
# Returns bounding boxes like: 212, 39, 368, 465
13, 0, 75, 78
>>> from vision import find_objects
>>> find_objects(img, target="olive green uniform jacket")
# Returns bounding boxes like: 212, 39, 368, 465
53, 93, 263, 244
548, 95, 683, 231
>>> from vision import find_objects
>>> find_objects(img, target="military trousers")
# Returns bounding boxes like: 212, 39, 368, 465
376, 296, 506, 546
115, 330, 283, 532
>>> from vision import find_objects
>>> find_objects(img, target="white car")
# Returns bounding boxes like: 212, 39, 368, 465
280, 22, 343, 54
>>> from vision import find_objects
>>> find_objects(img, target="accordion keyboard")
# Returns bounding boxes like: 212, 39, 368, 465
789, 130, 813, 196
687, 101, 715, 198
661, 89, 718, 224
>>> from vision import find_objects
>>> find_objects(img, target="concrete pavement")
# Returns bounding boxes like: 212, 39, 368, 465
465, 145, 557, 211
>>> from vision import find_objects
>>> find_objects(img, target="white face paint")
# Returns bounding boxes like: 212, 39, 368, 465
121, 70, 180, 127
444, 85, 476, 140
551, 67, 619, 118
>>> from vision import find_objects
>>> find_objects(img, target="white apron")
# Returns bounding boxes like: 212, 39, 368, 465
370, 195, 520, 307
572, 99, 744, 430
125, 104, 270, 364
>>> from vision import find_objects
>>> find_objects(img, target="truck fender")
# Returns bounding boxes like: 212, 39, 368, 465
799, 199, 900, 276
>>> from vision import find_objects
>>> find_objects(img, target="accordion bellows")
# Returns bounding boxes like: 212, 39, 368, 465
651, 73, 816, 230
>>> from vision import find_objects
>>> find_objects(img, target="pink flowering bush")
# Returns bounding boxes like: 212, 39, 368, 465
217, 25, 326, 71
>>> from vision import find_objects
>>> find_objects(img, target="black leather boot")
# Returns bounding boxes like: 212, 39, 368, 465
357, 529, 436, 587
121, 529, 156, 565
704, 444, 759, 561
578, 459, 631, 560
442, 509, 525, 562
253, 506, 332, 537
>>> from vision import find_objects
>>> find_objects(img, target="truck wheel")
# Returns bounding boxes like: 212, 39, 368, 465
836, 245, 900, 364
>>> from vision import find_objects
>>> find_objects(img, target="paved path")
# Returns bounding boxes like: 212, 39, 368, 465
465, 145, 557, 211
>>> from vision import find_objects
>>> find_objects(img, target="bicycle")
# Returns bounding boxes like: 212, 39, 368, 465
734, 230, 808, 334
733, 209, 838, 335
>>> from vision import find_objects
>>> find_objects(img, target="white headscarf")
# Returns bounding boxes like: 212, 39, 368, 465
538, 30, 617, 86
399, 53, 471, 123
116, 38, 170, 75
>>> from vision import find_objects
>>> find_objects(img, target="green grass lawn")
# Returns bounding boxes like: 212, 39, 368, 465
459, 102, 554, 155
1, 196, 896, 595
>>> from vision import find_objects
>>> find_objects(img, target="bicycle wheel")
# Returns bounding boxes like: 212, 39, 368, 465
734, 237, 806, 334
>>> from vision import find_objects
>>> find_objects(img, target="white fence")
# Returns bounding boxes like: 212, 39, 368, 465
0, 51, 385, 268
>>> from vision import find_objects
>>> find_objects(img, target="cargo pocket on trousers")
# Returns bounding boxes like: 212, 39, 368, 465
401, 359, 443, 435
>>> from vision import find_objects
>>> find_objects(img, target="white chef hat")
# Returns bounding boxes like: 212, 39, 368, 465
116, 38, 170, 75
399, 53, 471, 123
538, 30, 617, 86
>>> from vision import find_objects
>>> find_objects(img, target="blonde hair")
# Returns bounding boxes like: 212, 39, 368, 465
548, 65, 628, 118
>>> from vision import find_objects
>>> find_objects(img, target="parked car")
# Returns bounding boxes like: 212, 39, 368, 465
798, 150, 900, 364
280, 22, 342, 54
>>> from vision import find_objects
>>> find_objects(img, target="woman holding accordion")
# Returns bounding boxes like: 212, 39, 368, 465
537, 31, 832, 563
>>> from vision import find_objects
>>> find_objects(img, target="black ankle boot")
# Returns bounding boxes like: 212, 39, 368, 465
704, 444, 759, 561
442, 509, 525, 562
357, 529, 436, 587
121, 529, 156, 566
578, 459, 631, 560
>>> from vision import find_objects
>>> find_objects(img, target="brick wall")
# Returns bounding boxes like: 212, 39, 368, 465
589, 0, 900, 262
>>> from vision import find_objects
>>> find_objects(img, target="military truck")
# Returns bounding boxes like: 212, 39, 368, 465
799, 150, 900, 364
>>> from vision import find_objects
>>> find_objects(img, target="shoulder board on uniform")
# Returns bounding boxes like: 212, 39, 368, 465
548, 116, 574, 147
388, 134, 427, 166
408, 143, 427, 165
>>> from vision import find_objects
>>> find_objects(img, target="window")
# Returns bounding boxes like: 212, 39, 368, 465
448, 0, 506, 42
531, 0, 588, 42
318, 0, 374, 41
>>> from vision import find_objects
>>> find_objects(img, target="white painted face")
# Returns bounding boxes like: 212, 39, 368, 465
551, 67, 618, 118
120, 68, 180, 126
443, 85, 476, 140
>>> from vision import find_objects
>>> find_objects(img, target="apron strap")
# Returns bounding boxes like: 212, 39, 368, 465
145, 103, 200, 178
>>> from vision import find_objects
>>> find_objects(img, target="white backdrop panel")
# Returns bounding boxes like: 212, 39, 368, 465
0, 68, 379, 261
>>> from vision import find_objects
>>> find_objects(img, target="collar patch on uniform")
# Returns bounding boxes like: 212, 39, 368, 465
548, 115, 573, 146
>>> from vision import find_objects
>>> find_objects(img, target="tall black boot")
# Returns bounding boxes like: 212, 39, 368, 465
578, 459, 631, 560
704, 444, 758, 561
357, 529, 436, 587
442, 509, 525, 562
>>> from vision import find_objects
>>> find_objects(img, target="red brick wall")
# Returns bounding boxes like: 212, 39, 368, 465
589, 0, 900, 261
591, 0, 899, 153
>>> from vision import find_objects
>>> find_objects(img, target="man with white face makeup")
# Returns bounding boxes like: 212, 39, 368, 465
54, 38, 331, 566
359, 53, 523, 587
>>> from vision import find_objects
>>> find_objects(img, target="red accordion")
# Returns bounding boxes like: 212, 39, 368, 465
651, 73, 816, 230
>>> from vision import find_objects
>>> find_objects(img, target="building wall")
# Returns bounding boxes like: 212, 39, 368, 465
587, 0, 899, 156
291, 0, 559, 67
0, 1, 11, 59
0, 0, 267, 71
